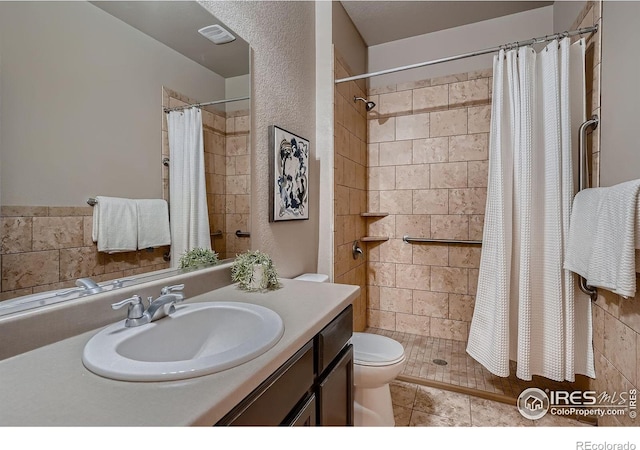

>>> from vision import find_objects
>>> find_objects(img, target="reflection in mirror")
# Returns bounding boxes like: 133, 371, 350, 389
0, 1, 250, 313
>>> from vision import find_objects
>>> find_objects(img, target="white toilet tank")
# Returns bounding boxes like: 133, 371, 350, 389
293, 273, 329, 283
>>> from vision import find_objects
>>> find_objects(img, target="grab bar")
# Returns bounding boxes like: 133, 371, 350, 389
577, 116, 599, 302
403, 235, 482, 245
235, 230, 250, 238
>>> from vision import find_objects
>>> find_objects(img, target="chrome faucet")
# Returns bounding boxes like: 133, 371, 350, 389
76, 277, 103, 295
111, 284, 185, 328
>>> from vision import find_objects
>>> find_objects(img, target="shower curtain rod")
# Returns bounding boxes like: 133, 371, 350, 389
164, 95, 250, 112
335, 24, 598, 84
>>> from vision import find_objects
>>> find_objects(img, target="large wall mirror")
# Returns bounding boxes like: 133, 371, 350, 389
0, 1, 251, 313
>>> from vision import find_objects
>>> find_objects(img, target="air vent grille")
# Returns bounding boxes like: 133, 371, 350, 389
198, 24, 236, 45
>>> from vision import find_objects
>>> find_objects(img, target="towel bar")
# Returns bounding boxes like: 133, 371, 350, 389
403, 235, 482, 245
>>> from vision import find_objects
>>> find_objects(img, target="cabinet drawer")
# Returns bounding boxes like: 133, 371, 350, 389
315, 305, 353, 376
317, 344, 354, 426
217, 341, 314, 426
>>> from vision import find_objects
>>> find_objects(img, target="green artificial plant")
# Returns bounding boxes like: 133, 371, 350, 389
178, 247, 220, 269
231, 250, 281, 292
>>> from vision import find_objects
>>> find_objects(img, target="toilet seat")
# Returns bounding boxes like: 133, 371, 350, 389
352, 332, 405, 367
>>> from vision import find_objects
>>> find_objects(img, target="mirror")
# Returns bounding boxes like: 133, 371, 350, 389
0, 1, 251, 313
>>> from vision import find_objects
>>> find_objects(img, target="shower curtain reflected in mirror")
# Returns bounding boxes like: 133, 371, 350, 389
467, 37, 595, 382
167, 108, 212, 268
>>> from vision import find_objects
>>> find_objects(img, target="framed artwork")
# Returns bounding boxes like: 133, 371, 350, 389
269, 125, 310, 222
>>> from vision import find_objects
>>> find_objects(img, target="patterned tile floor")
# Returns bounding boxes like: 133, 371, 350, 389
391, 380, 591, 427
367, 327, 581, 401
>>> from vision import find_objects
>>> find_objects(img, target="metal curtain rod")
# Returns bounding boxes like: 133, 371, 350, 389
164, 96, 250, 113
335, 24, 598, 84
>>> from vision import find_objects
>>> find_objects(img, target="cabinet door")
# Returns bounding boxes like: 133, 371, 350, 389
289, 394, 317, 426
317, 344, 353, 426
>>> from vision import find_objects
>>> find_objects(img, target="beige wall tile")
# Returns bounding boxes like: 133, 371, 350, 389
379, 140, 413, 166
1, 250, 59, 290
449, 78, 490, 107
47, 206, 92, 217
83, 217, 94, 247
449, 188, 487, 215
368, 166, 396, 191
379, 238, 413, 264
592, 304, 605, 354
1, 217, 32, 254
102, 252, 139, 273
396, 264, 430, 290
397, 313, 430, 335
368, 215, 396, 238
468, 268, 479, 295
412, 189, 448, 215
430, 317, 469, 341
468, 160, 489, 188
369, 117, 396, 143
380, 190, 413, 215
468, 105, 491, 134
379, 90, 413, 116
412, 137, 449, 164
59, 247, 104, 281
368, 262, 396, 287
413, 290, 448, 318
619, 286, 640, 333
412, 244, 448, 266
396, 165, 430, 190
1, 206, 48, 217
603, 312, 637, 385
430, 162, 468, 188
367, 308, 396, 330
430, 109, 467, 137
380, 287, 413, 313
431, 215, 469, 240
368, 143, 380, 167
32, 217, 84, 251
395, 215, 430, 240
469, 215, 485, 240
412, 85, 449, 113
449, 134, 488, 161
449, 246, 481, 269
396, 112, 430, 141
448, 294, 475, 322
431, 267, 468, 294
226, 175, 250, 195
431, 73, 468, 86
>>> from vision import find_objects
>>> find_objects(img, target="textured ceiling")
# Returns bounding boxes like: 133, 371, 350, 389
340, 1, 553, 46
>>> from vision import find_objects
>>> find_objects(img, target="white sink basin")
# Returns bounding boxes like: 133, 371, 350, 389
82, 302, 284, 381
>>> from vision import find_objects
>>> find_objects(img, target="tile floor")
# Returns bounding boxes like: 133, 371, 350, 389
390, 379, 591, 427
368, 327, 581, 400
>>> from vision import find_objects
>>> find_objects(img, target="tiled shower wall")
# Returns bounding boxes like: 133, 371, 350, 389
0, 206, 169, 301
334, 51, 368, 332
578, 1, 639, 427
365, 70, 491, 342
162, 88, 251, 261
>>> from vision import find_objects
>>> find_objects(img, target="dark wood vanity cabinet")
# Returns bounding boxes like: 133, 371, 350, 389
216, 304, 353, 426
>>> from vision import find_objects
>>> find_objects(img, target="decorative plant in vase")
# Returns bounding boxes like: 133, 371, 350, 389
178, 247, 220, 269
231, 250, 281, 292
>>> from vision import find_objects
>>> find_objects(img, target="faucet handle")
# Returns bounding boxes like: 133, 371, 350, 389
111, 277, 135, 289
160, 284, 184, 295
111, 295, 144, 319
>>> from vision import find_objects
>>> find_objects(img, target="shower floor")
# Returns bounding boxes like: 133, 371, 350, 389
366, 327, 582, 404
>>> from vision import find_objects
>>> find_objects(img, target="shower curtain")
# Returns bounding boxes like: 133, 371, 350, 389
167, 107, 212, 268
466, 38, 595, 382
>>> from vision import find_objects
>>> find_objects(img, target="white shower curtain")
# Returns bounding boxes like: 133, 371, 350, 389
466, 38, 595, 382
167, 107, 211, 268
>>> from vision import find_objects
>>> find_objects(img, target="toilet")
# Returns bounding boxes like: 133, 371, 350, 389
293, 273, 406, 427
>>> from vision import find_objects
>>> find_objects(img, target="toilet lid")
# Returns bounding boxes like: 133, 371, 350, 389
352, 332, 405, 367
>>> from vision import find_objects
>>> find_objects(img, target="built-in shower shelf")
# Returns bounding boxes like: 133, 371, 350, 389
360, 212, 389, 218
360, 236, 389, 242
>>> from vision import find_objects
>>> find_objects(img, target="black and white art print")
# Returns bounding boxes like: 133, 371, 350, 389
269, 125, 309, 222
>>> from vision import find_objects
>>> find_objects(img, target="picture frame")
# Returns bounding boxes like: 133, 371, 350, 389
268, 125, 310, 222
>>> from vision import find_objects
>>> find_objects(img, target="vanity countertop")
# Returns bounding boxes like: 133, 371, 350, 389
0, 279, 359, 426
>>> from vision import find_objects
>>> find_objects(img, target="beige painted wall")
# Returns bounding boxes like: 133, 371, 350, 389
332, 1, 367, 77
599, 1, 640, 187
0, 2, 226, 206
201, 1, 319, 278
553, 0, 587, 33
367, 6, 553, 89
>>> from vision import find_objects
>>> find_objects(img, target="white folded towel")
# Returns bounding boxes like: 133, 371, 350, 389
564, 179, 640, 298
92, 196, 137, 253
135, 199, 171, 249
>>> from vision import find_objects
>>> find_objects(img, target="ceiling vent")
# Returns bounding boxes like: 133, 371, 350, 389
198, 24, 236, 45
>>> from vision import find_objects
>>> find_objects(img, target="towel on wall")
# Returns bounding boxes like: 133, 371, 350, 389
564, 179, 640, 298
136, 199, 171, 249
92, 196, 137, 253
